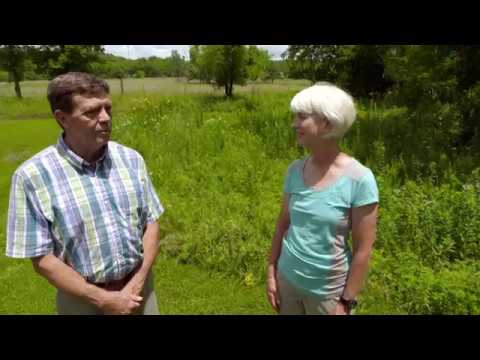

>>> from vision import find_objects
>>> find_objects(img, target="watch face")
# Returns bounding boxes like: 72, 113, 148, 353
341, 297, 358, 309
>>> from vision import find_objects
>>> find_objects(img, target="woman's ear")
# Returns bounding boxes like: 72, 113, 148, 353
323, 118, 333, 131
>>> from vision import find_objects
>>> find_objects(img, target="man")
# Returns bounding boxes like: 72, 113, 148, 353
6, 72, 164, 315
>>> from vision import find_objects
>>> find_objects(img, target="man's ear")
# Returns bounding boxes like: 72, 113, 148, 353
53, 109, 68, 130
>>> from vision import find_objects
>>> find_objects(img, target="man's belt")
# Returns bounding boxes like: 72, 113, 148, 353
93, 270, 136, 291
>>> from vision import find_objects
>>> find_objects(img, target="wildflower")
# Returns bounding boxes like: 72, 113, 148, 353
244, 272, 254, 287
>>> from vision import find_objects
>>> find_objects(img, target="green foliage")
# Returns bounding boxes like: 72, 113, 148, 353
263, 61, 285, 83
341, 45, 394, 98
213, 45, 249, 97
91, 54, 130, 79
285, 45, 346, 83
344, 101, 468, 182
0, 70, 8, 82
110, 92, 480, 314
361, 251, 480, 314
32, 45, 104, 79
188, 45, 270, 96
0, 45, 34, 98
245, 46, 271, 81
134, 70, 145, 78
0, 46, 28, 81
1, 77, 479, 314
167, 50, 187, 77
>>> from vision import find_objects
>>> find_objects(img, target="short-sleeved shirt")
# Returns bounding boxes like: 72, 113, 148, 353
277, 156, 379, 299
6, 135, 164, 283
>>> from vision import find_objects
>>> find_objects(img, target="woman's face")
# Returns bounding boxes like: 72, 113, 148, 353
292, 112, 330, 147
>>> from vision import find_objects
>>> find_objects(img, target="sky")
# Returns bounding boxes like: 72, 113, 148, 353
104, 45, 288, 60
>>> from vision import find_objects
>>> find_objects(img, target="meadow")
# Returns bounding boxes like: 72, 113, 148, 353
1, 77, 478, 314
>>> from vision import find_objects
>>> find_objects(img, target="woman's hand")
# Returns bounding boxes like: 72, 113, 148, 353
266, 266, 280, 313
331, 301, 349, 315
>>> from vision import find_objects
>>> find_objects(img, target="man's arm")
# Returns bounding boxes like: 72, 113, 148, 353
122, 221, 160, 296
32, 254, 143, 314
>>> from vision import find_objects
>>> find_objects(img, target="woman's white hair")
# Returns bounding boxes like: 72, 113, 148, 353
290, 82, 356, 140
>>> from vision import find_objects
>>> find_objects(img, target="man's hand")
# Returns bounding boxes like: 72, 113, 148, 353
99, 291, 143, 315
122, 268, 147, 297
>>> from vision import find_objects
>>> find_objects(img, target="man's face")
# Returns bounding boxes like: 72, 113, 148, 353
61, 94, 112, 148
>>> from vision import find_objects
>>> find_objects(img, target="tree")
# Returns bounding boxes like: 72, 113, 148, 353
112, 62, 129, 94
187, 45, 200, 81
32, 45, 104, 79
263, 60, 285, 83
245, 46, 271, 81
0, 45, 32, 98
90, 53, 131, 94
217, 45, 248, 97
381, 45, 480, 152
190, 45, 248, 97
166, 50, 186, 77
383, 45, 459, 107
342, 45, 394, 98
284, 45, 345, 83
188, 45, 216, 84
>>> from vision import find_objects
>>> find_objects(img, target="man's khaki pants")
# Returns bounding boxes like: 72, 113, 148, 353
56, 271, 159, 315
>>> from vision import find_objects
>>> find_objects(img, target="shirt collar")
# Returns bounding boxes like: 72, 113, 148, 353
56, 133, 109, 171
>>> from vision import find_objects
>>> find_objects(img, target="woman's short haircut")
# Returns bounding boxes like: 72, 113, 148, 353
47, 72, 110, 114
290, 82, 356, 140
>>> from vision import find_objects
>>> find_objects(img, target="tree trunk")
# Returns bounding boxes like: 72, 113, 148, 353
120, 77, 124, 95
227, 80, 234, 97
13, 73, 22, 99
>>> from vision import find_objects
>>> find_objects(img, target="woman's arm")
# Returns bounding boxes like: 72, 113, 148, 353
266, 193, 290, 312
336, 202, 378, 314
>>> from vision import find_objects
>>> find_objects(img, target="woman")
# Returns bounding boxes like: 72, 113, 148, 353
267, 82, 379, 315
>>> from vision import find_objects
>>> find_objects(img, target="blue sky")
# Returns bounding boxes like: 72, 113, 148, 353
104, 45, 288, 60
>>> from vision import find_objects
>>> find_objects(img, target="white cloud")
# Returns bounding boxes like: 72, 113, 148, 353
104, 45, 287, 60
256, 45, 288, 59
104, 45, 190, 59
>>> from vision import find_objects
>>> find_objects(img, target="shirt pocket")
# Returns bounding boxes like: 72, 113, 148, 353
116, 182, 145, 232
51, 200, 89, 264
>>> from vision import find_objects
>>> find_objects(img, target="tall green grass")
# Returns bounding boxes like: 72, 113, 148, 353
111, 92, 480, 314
1, 84, 479, 314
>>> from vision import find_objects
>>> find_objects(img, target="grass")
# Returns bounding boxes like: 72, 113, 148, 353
0, 77, 309, 121
0, 119, 61, 273
0, 77, 310, 98
2, 78, 479, 314
0, 118, 60, 314
155, 257, 273, 315
0, 91, 276, 315
0, 256, 273, 315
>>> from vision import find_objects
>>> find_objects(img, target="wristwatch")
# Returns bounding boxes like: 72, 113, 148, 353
339, 296, 358, 310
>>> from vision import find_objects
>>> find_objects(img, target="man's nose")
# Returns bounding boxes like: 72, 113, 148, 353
98, 107, 111, 122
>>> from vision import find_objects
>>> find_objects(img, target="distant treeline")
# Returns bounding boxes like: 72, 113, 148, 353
1, 45, 479, 150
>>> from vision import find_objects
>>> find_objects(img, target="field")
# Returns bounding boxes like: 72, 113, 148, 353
1, 77, 479, 314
